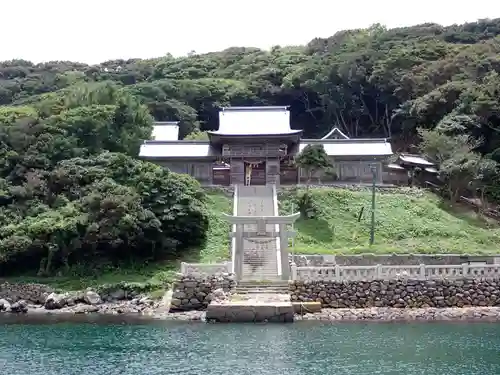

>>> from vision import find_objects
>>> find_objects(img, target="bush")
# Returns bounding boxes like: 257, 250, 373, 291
0, 153, 209, 275
296, 191, 319, 219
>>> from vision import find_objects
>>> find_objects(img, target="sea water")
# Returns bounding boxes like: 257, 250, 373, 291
1, 317, 499, 375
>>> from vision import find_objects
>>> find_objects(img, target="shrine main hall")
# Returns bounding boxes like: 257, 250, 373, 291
139, 106, 393, 186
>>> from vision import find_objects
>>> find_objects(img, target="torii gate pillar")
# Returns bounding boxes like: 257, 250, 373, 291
225, 213, 300, 281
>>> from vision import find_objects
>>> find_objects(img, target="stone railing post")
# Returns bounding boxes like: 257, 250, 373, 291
375, 264, 382, 279
181, 262, 187, 275
335, 264, 341, 281
462, 263, 469, 278
291, 263, 297, 280
419, 264, 426, 279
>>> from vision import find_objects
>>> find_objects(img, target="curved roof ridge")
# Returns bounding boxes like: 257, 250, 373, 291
321, 127, 350, 140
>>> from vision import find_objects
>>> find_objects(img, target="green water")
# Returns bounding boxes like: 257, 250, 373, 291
1, 317, 499, 375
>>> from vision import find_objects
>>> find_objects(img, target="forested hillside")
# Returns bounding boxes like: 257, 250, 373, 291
2, 19, 500, 148
1, 18, 500, 278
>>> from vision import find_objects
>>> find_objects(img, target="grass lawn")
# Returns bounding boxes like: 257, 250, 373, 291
2, 260, 178, 291
279, 188, 500, 255
195, 190, 232, 262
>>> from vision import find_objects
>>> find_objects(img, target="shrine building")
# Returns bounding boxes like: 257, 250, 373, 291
139, 106, 393, 186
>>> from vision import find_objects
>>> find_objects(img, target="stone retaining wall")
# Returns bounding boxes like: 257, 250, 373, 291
170, 274, 236, 311
290, 254, 500, 266
6, 275, 493, 313
289, 279, 500, 308
168, 276, 500, 311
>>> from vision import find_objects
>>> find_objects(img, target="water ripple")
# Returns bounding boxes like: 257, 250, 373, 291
1, 319, 499, 375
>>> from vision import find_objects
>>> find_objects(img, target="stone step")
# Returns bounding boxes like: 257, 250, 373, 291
234, 289, 290, 294
242, 268, 278, 273
237, 280, 290, 287
235, 288, 289, 294
239, 280, 282, 284
242, 269, 278, 276
236, 285, 289, 290
242, 268, 277, 271
242, 268, 277, 273
242, 276, 280, 281
242, 259, 277, 265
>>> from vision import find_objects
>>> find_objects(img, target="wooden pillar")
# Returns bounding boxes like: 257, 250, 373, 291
266, 157, 280, 186
231, 159, 244, 186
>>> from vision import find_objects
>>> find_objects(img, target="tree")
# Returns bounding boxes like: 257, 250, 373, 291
184, 130, 209, 140
470, 157, 499, 211
418, 128, 491, 202
295, 144, 332, 188
294, 144, 331, 219
0, 82, 207, 276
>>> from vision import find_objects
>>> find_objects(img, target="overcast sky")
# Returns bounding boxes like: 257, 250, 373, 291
2, 0, 499, 64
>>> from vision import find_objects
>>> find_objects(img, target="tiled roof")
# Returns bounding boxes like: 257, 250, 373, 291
321, 127, 350, 140
151, 122, 179, 141
300, 139, 393, 157
139, 141, 215, 158
139, 138, 393, 159
399, 154, 435, 166
386, 163, 406, 170
209, 106, 301, 136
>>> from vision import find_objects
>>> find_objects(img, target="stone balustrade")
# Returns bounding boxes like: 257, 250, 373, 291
180, 262, 232, 276
288, 254, 500, 266
180, 261, 500, 281
291, 263, 500, 281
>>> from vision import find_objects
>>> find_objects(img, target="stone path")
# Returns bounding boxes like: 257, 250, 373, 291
237, 186, 279, 281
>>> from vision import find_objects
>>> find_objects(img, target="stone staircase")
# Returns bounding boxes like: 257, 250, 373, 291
236, 186, 280, 281
205, 184, 297, 323
234, 280, 290, 295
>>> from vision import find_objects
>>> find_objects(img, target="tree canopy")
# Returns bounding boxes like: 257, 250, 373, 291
2, 19, 500, 151
295, 144, 332, 185
0, 82, 208, 276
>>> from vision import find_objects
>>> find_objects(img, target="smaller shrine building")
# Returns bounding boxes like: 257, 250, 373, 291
139, 106, 393, 186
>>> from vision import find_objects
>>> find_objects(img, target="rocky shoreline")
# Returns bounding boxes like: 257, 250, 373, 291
0, 281, 170, 316
3, 299, 500, 323
4, 306, 500, 322
296, 307, 500, 321
2, 281, 500, 322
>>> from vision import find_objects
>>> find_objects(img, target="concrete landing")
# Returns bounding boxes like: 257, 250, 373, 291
206, 293, 294, 323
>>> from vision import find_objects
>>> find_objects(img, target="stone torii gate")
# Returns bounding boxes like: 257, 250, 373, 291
224, 213, 300, 281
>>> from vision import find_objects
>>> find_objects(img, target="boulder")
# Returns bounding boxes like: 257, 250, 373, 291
44, 292, 81, 309
71, 304, 100, 314
9, 300, 28, 313
0, 298, 11, 312
109, 289, 126, 301
84, 291, 102, 305
139, 297, 153, 306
